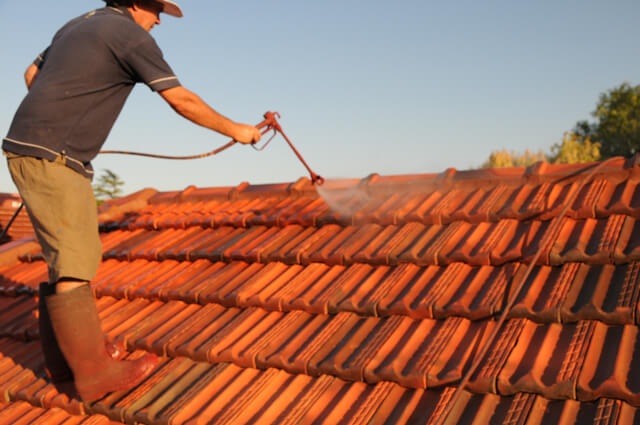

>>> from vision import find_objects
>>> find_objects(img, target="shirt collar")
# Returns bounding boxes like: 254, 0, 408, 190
103, 5, 135, 22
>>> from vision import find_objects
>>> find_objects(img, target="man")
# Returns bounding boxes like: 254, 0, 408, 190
3, 0, 261, 401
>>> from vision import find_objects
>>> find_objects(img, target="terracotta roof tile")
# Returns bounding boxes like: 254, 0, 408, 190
0, 195, 33, 243
1, 160, 640, 424
0, 401, 121, 424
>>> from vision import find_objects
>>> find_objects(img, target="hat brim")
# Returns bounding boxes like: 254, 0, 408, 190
158, 0, 183, 17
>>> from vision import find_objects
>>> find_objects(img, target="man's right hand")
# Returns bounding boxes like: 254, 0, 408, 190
233, 124, 262, 145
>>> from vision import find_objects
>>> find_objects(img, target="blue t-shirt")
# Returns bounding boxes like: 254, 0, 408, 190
3, 6, 181, 178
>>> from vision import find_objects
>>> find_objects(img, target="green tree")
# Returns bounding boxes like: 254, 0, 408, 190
549, 132, 601, 164
93, 169, 124, 205
575, 82, 640, 158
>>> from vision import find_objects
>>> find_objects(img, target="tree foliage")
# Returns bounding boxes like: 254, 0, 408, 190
482, 133, 601, 169
575, 82, 640, 158
93, 169, 124, 205
482, 149, 547, 168
549, 133, 601, 164
481, 82, 639, 168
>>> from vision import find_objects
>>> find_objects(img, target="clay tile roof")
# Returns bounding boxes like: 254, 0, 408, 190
0, 193, 33, 243
1, 157, 640, 424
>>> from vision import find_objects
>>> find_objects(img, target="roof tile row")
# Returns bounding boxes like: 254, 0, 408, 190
1, 258, 639, 326
0, 335, 638, 425
0, 401, 119, 425
84, 216, 640, 268
0, 291, 639, 406
100, 175, 640, 232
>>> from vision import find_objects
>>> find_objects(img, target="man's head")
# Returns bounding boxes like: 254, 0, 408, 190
104, 0, 182, 31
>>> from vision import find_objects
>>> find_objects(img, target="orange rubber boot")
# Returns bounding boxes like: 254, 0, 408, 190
45, 284, 158, 401
38, 282, 124, 383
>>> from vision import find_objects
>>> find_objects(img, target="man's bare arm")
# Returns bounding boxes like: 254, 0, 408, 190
159, 86, 260, 144
24, 64, 39, 89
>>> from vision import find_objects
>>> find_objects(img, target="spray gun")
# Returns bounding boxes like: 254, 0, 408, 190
101, 111, 325, 186
253, 112, 325, 185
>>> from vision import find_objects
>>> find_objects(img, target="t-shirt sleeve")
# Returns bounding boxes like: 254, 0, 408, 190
33, 47, 50, 69
125, 37, 181, 92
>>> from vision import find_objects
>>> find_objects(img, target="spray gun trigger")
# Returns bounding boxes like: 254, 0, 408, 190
251, 129, 278, 151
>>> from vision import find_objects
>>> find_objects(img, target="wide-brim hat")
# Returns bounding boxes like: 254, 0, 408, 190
104, 1, 184, 18
155, 0, 183, 18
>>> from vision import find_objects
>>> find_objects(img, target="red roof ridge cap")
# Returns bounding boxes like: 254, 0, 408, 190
356, 173, 380, 194
151, 179, 318, 205
127, 158, 638, 208
236, 178, 317, 199
288, 177, 314, 196
524, 159, 629, 185
436, 168, 457, 185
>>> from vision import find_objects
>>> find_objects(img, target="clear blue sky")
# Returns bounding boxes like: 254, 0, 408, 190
0, 1, 638, 195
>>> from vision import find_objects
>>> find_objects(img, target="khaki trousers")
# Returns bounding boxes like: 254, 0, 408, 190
6, 152, 102, 283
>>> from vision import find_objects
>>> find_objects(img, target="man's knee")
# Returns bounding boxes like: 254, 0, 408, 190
55, 278, 90, 294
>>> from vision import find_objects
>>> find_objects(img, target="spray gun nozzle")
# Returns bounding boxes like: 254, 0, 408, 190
312, 174, 325, 185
